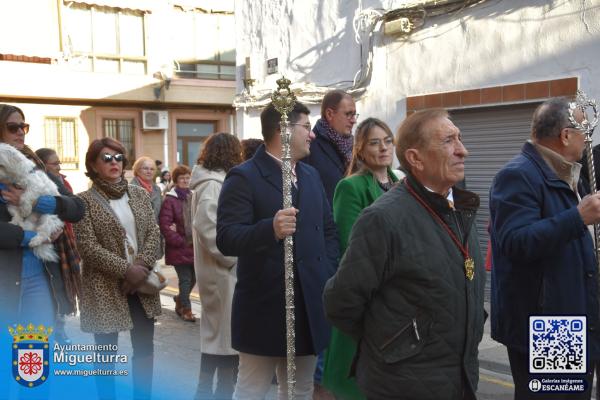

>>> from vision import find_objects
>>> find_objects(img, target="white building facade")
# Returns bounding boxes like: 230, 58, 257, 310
233, 0, 600, 253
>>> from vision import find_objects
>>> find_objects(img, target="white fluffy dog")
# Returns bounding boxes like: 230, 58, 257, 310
0, 143, 63, 262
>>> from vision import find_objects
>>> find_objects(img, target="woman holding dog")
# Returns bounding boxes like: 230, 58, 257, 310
74, 137, 161, 400
0, 104, 84, 330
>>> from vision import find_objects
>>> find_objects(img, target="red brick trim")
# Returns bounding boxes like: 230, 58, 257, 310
406, 78, 578, 113
0, 54, 52, 64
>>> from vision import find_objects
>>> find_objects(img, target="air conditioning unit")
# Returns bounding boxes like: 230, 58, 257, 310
142, 110, 169, 130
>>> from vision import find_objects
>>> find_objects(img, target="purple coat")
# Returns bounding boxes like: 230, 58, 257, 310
159, 189, 194, 266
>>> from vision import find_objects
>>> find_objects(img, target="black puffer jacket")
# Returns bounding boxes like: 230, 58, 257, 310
0, 173, 84, 326
324, 175, 486, 400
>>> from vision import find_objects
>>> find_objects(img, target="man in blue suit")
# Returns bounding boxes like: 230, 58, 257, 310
304, 89, 357, 207
217, 101, 339, 399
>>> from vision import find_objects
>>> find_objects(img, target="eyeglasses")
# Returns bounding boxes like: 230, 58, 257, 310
101, 153, 125, 163
344, 112, 359, 120
367, 137, 394, 147
5, 122, 29, 134
141, 167, 156, 172
290, 122, 312, 131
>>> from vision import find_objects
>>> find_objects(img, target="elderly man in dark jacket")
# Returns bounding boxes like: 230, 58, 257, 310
490, 97, 600, 399
324, 108, 485, 400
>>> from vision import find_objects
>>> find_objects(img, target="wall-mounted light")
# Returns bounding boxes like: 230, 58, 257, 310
384, 17, 413, 35
383, 11, 424, 37
153, 70, 172, 101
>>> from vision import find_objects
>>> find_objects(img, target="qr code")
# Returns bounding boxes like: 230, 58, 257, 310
529, 316, 586, 374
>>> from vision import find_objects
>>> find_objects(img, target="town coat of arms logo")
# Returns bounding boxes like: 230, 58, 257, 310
9, 323, 52, 388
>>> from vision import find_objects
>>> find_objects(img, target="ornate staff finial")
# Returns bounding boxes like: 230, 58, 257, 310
569, 89, 599, 137
271, 76, 297, 118
569, 89, 600, 269
272, 75, 297, 400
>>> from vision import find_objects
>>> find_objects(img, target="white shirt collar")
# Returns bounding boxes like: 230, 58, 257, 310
424, 185, 454, 203
265, 150, 297, 184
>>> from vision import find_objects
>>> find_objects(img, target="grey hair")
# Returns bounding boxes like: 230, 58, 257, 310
531, 97, 572, 140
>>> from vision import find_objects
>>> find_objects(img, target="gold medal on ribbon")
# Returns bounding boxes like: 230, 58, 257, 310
464, 257, 475, 281
404, 180, 477, 282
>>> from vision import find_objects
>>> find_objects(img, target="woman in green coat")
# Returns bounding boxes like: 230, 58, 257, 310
322, 117, 402, 399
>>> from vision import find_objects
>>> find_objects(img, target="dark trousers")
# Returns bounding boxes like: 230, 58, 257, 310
195, 353, 239, 400
174, 263, 196, 309
507, 348, 594, 400
94, 294, 155, 400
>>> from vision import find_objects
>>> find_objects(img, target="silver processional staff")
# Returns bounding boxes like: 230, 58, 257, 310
271, 76, 297, 400
569, 90, 600, 263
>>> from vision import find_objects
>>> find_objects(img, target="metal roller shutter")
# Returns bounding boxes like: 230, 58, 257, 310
450, 103, 541, 256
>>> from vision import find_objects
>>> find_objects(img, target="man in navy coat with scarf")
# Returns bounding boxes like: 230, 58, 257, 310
217, 101, 339, 399
304, 89, 358, 206
302, 89, 356, 395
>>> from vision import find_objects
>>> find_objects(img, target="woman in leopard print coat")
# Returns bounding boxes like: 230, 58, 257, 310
74, 137, 161, 400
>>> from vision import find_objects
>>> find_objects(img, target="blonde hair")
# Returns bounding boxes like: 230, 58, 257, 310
132, 156, 155, 177
347, 117, 393, 176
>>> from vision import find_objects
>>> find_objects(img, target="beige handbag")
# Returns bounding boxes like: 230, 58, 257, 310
137, 263, 168, 295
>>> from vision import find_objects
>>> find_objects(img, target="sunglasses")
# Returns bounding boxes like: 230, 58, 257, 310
101, 153, 125, 163
5, 122, 30, 134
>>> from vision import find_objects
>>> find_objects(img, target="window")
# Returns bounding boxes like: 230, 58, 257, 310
172, 8, 235, 80
176, 121, 216, 166
44, 117, 79, 170
63, 4, 146, 74
104, 119, 134, 168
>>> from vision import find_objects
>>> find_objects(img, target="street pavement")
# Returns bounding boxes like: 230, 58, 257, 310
478, 303, 513, 400
57, 268, 529, 399
61, 265, 254, 400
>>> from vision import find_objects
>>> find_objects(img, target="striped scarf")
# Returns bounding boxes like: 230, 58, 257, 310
55, 175, 82, 314
56, 227, 82, 314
